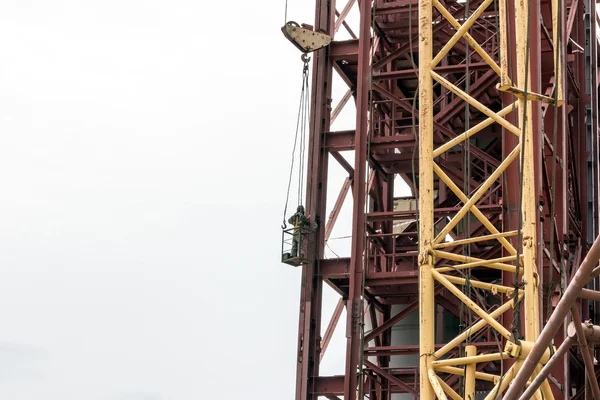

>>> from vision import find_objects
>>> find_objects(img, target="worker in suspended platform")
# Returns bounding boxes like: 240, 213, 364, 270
288, 205, 311, 258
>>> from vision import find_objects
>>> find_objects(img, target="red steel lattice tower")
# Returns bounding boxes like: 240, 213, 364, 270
287, 0, 600, 398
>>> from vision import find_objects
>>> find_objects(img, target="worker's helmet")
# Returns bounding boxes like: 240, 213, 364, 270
297, 205, 305, 214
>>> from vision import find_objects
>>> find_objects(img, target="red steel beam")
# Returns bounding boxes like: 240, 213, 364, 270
343, 0, 371, 397
373, 62, 491, 80
321, 298, 345, 361
292, 0, 598, 396
364, 360, 419, 396
294, 0, 333, 398
324, 177, 353, 243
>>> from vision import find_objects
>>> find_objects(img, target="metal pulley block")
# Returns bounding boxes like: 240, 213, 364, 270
281, 21, 331, 53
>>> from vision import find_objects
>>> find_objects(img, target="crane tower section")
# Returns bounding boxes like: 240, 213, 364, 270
287, 0, 600, 398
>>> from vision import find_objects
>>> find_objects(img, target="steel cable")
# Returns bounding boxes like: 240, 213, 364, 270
282, 60, 310, 228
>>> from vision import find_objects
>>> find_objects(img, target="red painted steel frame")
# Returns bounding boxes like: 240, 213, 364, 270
291, 0, 600, 398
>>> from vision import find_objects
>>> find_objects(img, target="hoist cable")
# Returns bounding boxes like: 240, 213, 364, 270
298, 69, 309, 206
282, 60, 310, 228
303, 69, 310, 200
299, 62, 309, 206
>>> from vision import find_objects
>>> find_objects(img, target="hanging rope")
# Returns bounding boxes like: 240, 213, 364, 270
282, 57, 311, 229
299, 60, 310, 207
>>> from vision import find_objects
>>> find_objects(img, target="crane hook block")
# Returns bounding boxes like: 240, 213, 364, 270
281, 21, 332, 54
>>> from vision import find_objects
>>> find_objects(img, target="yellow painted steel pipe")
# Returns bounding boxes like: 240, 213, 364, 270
432, 351, 509, 367
433, 230, 519, 249
433, 163, 517, 254
433, 103, 518, 157
483, 361, 523, 400
465, 346, 476, 400
435, 366, 500, 382
428, 368, 449, 400
431, 71, 522, 137
433, 269, 513, 339
497, 0, 510, 87
434, 250, 519, 269
433, 143, 521, 244
418, 0, 435, 394
434, 252, 518, 273
551, 0, 563, 103
439, 377, 462, 400
430, 0, 502, 76
435, 295, 521, 358
438, 274, 517, 295
430, 0, 495, 67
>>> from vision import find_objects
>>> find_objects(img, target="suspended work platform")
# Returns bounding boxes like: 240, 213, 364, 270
281, 226, 314, 267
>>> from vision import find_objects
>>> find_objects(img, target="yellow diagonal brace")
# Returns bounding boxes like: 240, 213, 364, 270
433, 102, 519, 157
438, 377, 462, 400
431, 71, 522, 136
434, 295, 521, 358
432, 269, 512, 339
498, 85, 559, 104
434, 252, 518, 273
434, 366, 500, 383
432, 352, 509, 367
433, 163, 517, 255
483, 361, 522, 400
439, 260, 516, 272
438, 274, 517, 295
433, 144, 521, 244
432, 0, 503, 76
431, 0, 495, 68
433, 230, 519, 249
427, 368, 449, 400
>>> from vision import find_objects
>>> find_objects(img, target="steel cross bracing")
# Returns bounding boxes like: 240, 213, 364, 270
292, 0, 600, 399
418, 0, 561, 397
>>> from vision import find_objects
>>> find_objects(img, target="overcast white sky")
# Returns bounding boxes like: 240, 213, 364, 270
3, 1, 594, 399
0, 1, 368, 399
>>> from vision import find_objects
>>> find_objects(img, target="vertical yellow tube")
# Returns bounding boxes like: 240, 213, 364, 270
498, 0, 511, 89
514, 0, 540, 341
551, 0, 563, 103
418, 0, 435, 394
465, 346, 477, 400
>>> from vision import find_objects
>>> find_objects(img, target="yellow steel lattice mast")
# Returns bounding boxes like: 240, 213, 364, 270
418, 0, 563, 396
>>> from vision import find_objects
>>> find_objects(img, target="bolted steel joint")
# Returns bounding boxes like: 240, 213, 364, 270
418, 249, 435, 266
505, 340, 554, 363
